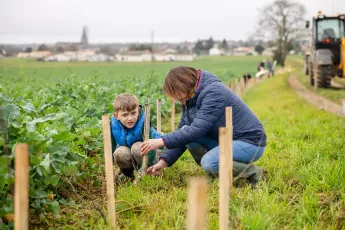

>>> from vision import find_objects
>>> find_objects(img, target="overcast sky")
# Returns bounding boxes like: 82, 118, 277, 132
0, 0, 344, 44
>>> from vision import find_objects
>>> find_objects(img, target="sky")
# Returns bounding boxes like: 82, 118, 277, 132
0, 0, 344, 44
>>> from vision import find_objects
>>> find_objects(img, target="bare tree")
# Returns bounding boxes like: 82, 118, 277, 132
257, 0, 306, 66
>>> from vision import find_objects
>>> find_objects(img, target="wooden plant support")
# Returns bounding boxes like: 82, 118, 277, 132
231, 81, 236, 91
156, 99, 161, 133
156, 99, 162, 157
236, 81, 241, 98
240, 78, 245, 95
170, 99, 175, 131
14, 143, 29, 230
142, 104, 150, 175
219, 128, 230, 230
226, 107, 233, 193
101, 115, 116, 229
187, 177, 208, 230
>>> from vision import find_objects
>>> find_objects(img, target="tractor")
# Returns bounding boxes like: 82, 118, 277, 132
304, 11, 345, 88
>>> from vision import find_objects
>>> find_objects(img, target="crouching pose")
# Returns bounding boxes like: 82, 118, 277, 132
110, 94, 162, 179
141, 66, 267, 187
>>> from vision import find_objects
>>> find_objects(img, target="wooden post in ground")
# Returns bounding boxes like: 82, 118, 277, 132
219, 128, 229, 230
101, 115, 116, 230
156, 99, 161, 133
142, 104, 150, 175
14, 143, 29, 230
156, 99, 162, 157
236, 79, 241, 98
227, 80, 231, 89
170, 99, 175, 131
187, 177, 208, 230
226, 107, 233, 194
240, 78, 245, 95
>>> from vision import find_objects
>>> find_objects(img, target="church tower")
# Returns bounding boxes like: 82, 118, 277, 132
81, 26, 88, 48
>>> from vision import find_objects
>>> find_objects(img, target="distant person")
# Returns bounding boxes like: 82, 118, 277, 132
140, 66, 267, 188
257, 60, 265, 71
110, 94, 163, 180
267, 60, 274, 77
243, 72, 252, 84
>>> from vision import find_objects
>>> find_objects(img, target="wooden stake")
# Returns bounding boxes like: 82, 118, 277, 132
156, 99, 161, 133
240, 78, 244, 95
170, 99, 175, 131
101, 115, 116, 230
235, 81, 241, 98
226, 107, 233, 193
187, 177, 208, 230
142, 104, 150, 175
14, 143, 29, 230
219, 128, 229, 230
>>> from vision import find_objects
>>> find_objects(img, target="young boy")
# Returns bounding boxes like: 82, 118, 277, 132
110, 93, 162, 179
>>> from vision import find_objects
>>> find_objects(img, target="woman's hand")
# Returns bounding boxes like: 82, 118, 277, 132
147, 159, 168, 176
140, 138, 164, 155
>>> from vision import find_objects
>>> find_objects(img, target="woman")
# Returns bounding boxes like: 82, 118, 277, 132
140, 66, 266, 187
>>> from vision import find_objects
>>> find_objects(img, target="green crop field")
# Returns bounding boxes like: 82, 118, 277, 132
1, 56, 345, 229
0, 56, 263, 90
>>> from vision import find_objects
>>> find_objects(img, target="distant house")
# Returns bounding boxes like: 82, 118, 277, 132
209, 45, 227, 56
44, 49, 111, 62
44, 53, 74, 62
88, 53, 113, 62
154, 49, 196, 61
116, 49, 196, 62
233, 47, 255, 56
116, 50, 152, 62
262, 47, 276, 56
17, 51, 52, 58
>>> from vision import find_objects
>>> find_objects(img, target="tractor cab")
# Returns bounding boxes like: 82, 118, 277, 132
305, 11, 345, 88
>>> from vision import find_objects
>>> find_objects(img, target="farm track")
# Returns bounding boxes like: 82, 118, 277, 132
288, 74, 344, 118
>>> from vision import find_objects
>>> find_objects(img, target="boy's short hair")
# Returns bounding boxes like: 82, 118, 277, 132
112, 93, 139, 112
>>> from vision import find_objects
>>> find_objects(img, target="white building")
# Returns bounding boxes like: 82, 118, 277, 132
17, 51, 52, 59
116, 50, 152, 62
233, 47, 256, 56
116, 49, 196, 62
209, 47, 226, 56
45, 53, 74, 62
262, 47, 276, 56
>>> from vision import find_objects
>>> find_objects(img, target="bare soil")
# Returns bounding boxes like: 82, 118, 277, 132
288, 75, 345, 118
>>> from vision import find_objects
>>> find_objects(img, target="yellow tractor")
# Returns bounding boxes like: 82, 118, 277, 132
305, 11, 345, 88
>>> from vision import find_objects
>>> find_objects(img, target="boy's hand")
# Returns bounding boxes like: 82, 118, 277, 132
140, 138, 164, 155
147, 159, 167, 176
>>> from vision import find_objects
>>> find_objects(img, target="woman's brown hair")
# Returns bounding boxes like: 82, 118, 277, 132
162, 66, 199, 100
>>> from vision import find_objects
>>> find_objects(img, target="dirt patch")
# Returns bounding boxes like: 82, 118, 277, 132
288, 75, 344, 118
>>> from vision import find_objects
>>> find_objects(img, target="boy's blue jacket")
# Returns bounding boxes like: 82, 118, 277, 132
110, 106, 162, 166
160, 70, 267, 167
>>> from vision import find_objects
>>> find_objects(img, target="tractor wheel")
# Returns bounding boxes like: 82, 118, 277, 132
316, 65, 332, 88
309, 62, 314, 86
